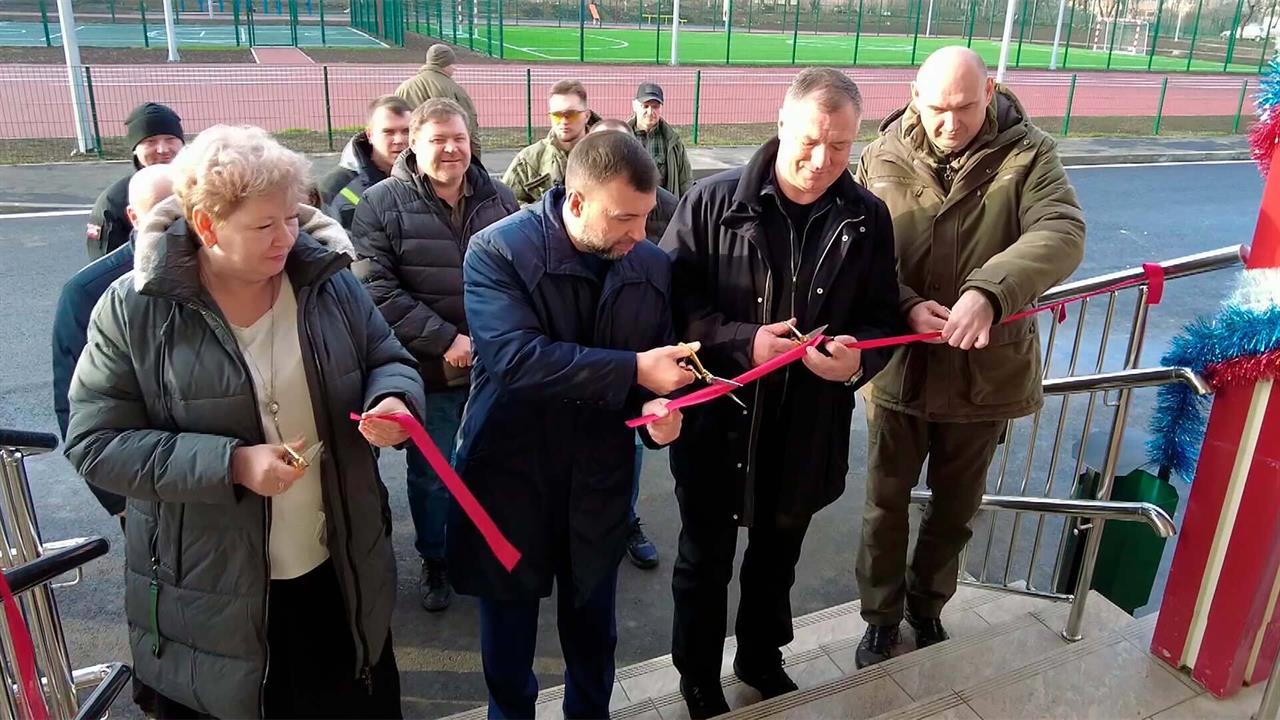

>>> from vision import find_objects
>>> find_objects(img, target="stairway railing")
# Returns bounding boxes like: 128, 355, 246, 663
921, 245, 1245, 643
0, 429, 131, 720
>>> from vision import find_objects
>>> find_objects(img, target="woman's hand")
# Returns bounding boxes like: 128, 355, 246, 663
642, 398, 683, 446
358, 396, 413, 447
232, 441, 306, 497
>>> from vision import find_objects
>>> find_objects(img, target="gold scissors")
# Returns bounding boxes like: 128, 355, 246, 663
679, 342, 747, 409
283, 440, 324, 471
784, 321, 829, 345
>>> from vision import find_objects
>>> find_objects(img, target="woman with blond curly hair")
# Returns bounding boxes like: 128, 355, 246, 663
64, 125, 425, 719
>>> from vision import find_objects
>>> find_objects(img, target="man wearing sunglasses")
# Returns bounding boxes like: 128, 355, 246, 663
502, 79, 600, 206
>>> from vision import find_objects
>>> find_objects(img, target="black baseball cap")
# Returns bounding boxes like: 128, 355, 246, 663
635, 82, 664, 104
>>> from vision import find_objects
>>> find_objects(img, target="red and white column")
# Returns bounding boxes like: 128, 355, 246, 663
1150, 147, 1280, 698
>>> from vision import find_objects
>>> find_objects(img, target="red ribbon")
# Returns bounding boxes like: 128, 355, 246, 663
349, 412, 521, 572
0, 569, 49, 720
627, 263, 1166, 427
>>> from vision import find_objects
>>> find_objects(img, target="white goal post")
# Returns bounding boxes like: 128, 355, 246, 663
1090, 17, 1151, 54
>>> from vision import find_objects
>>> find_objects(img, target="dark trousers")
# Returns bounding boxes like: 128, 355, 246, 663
149, 561, 402, 719
670, 484, 811, 683
855, 406, 1005, 626
406, 387, 468, 560
479, 567, 619, 719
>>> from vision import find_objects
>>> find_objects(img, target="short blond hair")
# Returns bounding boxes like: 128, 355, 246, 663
170, 124, 311, 224
409, 97, 471, 138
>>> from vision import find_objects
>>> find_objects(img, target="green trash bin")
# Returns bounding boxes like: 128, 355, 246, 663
1054, 431, 1181, 615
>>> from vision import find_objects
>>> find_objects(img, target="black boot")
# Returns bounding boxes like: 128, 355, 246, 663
854, 624, 900, 669
733, 657, 798, 700
680, 678, 730, 719
421, 558, 453, 612
906, 610, 950, 649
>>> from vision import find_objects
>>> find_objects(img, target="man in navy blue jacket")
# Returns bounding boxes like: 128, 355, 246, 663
452, 131, 695, 719
53, 164, 176, 517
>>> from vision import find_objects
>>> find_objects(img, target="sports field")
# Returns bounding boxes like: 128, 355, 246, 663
471, 24, 1259, 72
0, 19, 385, 47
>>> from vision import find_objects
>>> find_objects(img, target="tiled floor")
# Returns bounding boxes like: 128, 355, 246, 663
962, 638, 1198, 720
1148, 682, 1266, 720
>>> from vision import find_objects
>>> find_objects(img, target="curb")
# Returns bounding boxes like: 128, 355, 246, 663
1057, 150, 1252, 166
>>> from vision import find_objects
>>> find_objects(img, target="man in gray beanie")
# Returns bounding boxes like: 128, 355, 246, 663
395, 43, 482, 161
86, 102, 184, 260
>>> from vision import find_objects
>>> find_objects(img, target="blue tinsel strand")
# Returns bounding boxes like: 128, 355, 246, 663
1258, 58, 1280, 115
1146, 304, 1280, 479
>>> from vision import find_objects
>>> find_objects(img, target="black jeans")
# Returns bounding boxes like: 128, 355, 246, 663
148, 560, 402, 719
670, 484, 811, 684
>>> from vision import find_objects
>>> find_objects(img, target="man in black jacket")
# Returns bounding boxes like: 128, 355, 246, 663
55, 164, 178, 518
351, 97, 519, 613
455, 130, 694, 719
86, 103, 184, 261
660, 68, 906, 718
318, 95, 412, 230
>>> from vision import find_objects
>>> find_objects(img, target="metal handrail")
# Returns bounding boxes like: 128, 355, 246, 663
910, 491, 1177, 539
1043, 367, 1213, 397
957, 362, 1210, 643
1039, 245, 1245, 303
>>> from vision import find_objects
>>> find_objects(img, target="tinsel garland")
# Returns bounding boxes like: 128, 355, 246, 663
1147, 305, 1280, 479
1250, 58, 1280, 177
1205, 347, 1280, 389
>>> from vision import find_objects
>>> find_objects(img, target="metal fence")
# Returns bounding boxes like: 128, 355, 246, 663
398, 0, 1280, 72
3, 0, 1278, 68
0, 0, 380, 49
0, 63, 1255, 163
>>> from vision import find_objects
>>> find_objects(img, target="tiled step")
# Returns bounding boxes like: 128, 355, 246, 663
443, 584, 1022, 720
861, 613, 1207, 720
714, 591, 1137, 720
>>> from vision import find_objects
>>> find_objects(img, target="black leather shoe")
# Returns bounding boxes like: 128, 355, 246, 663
420, 558, 453, 612
733, 658, 798, 700
906, 611, 950, 649
680, 678, 730, 719
854, 624, 900, 669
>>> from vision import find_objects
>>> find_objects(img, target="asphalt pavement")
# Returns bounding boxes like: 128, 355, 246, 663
0, 154, 1263, 718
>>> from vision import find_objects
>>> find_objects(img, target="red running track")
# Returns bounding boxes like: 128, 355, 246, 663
0, 63, 1253, 142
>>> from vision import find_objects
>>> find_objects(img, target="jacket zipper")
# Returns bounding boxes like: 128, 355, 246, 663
301, 295, 374, 692
741, 246, 772, 526
775, 199, 828, 405
184, 301, 274, 718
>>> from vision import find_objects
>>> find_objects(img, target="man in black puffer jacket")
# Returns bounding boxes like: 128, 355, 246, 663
351, 97, 518, 614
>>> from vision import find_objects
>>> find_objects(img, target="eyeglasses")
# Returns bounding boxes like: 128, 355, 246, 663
548, 109, 586, 123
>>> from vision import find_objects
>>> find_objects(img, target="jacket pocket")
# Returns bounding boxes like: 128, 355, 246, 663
966, 329, 1040, 407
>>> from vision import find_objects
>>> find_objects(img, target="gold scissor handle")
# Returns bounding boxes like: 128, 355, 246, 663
679, 342, 712, 381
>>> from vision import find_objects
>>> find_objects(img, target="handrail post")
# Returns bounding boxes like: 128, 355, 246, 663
1257, 651, 1280, 719
1063, 286, 1152, 641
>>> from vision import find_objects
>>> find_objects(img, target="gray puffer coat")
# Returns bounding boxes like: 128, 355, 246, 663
63, 197, 425, 719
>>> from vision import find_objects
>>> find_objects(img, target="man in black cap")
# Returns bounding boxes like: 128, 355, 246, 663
86, 102, 184, 261
630, 82, 693, 197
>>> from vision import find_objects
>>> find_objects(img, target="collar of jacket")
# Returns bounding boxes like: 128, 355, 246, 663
722, 137, 862, 232
133, 195, 353, 304
338, 131, 384, 178
628, 116, 676, 141
392, 149, 497, 210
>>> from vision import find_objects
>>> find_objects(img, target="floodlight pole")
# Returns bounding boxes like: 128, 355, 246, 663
670, 0, 680, 64
163, 0, 181, 61
1049, 0, 1068, 68
54, 0, 94, 153
995, 0, 1018, 82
